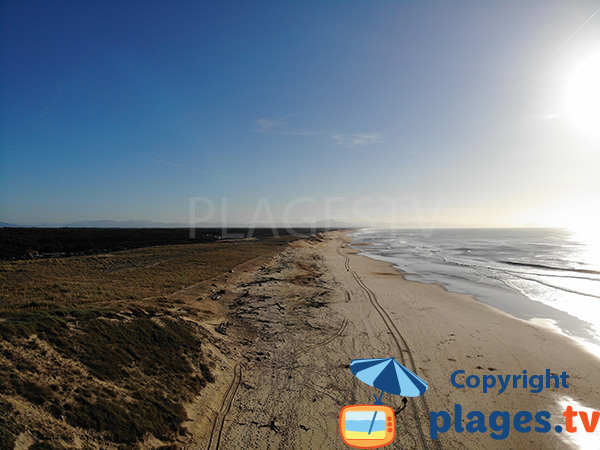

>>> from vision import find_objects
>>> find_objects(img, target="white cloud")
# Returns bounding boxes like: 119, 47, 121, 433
254, 118, 284, 133
332, 133, 382, 147
253, 117, 382, 147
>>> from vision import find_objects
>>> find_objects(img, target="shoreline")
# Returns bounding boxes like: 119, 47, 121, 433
338, 232, 600, 449
347, 232, 600, 359
194, 230, 599, 449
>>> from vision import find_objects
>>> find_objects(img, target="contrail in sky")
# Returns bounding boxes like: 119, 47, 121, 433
129, 153, 240, 181
555, 6, 600, 54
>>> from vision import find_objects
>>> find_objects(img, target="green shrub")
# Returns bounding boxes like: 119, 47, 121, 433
29, 442, 66, 450
0, 400, 21, 450
0, 308, 212, 444
66, 391, 186, 443
14, 380, 55, 405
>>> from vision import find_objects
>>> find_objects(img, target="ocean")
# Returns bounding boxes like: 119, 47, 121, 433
350, 228, 600, 354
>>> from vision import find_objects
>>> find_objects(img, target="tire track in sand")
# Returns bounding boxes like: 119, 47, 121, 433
293, 318, 349, 357
338, 246, 443, 450
205, 362, 243, 450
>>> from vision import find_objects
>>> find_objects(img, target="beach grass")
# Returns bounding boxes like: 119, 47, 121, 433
0, 234, 300, 447
0, 238, 296, 312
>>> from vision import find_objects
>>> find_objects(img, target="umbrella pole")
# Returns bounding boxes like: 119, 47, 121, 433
368, 390, 385, 435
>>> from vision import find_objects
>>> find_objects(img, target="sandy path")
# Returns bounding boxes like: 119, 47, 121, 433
189, 231, 600, 450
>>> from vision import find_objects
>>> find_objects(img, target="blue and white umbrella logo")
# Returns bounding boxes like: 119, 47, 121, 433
349, 357, 428, 437
350, 357, 428, 402
340, 357, 428, 442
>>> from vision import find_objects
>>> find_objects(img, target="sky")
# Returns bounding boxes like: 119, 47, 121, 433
1, 0, 599, 228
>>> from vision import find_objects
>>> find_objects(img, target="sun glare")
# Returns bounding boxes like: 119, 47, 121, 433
528, 197, 600, 231
566, 51, 600, 141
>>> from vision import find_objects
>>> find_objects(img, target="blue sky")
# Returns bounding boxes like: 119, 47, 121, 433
1, 1, 599, 227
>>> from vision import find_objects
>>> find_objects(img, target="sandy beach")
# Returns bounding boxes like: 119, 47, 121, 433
187, 231, 600, 450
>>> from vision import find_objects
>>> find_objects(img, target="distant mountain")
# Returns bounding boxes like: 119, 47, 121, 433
62, 220, 195, 228
1, 219, 360, 229
0, 220, 193, 228
63, 219, 360, 229
311, 219, 357, 228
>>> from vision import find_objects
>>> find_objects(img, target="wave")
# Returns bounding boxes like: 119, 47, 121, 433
501, 261, 600, 276
507, 273, 600, 301
351, 228, 600, 349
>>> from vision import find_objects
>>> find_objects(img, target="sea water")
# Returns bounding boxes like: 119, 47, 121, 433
350, 228, 600, 354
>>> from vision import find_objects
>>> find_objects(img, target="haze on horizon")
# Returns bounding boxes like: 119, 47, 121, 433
1, 1, 599, 230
